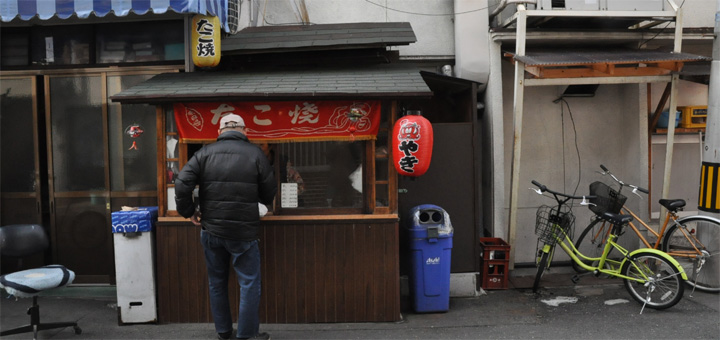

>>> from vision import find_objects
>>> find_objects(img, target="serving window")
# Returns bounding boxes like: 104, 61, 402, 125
159, 100, 396, 217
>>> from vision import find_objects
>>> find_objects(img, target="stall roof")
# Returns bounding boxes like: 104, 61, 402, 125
678, 62, 712, 85
510, 48, 709, 66
222, 22, 417, 55
110, 64, 433, 104
504, 48, 711, 79
420, 71, 482, 95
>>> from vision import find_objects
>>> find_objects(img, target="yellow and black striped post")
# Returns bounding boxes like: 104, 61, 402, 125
699, 162, 720, 212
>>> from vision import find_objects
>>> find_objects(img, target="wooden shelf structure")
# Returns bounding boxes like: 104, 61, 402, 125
654, 127, 706, 134
502, 1, 711, 268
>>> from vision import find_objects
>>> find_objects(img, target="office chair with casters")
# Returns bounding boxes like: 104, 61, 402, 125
0, 224, 82, 339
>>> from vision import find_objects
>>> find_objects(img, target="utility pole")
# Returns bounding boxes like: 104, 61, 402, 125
697, 1, 720, 285
699, 4, 719, 215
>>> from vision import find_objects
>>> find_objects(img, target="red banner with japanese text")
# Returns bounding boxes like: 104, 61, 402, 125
173, 101, 381, 143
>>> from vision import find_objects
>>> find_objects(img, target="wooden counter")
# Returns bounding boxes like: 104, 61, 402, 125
155, 215, 401, 323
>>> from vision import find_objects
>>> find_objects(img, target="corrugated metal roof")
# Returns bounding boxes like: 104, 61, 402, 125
110, 64, 432, 104
222, 22, 416, 54
511, 48, 710, 66
0, 0, 231, 31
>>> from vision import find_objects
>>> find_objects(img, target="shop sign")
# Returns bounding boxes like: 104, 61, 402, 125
191, 15, 221, 68
173, 101, 381, 143
392, 113, 433, 177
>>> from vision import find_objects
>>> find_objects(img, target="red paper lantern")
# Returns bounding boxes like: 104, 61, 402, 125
392, 113, 433, 177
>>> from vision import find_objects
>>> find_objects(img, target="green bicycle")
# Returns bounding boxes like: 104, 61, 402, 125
531, 180, 687, 311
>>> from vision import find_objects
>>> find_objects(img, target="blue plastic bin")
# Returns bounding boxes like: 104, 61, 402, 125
407, 204, 454, 313
657, 110, 681, 128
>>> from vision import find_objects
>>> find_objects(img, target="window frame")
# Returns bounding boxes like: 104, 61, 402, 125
157, 100, 398, 217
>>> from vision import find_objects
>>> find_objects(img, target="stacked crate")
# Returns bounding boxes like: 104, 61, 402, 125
478, 238, 510, 290
679, 106, 707, 129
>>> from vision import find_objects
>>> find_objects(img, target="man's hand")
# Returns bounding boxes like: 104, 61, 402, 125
191, 210, 202, 226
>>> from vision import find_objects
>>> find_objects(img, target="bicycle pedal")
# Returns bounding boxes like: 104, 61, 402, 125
571, 275, 580, 284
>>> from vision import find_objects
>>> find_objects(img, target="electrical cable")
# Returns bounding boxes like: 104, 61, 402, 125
557, 98, 581, 197
260, 0, 493, 24
638, 0, 685, 48
363, 0, 492, 16
638, 21, 673, 48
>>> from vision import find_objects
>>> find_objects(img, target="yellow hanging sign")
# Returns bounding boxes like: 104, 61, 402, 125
191, 15, 221, 68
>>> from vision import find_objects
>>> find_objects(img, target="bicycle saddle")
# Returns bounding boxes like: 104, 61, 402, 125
601, 212, 633, 225
659, 199, 686, 211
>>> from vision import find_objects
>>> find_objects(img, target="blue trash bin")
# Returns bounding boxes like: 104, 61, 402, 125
407, 204, 453, 313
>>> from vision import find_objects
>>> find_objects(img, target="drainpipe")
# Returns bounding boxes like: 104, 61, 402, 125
454, 0, 490, 85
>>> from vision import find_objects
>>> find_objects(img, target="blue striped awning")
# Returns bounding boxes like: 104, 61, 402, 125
1, 0, 229, 31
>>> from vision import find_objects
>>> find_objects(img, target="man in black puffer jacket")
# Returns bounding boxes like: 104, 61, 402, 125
175, 113, 276, 340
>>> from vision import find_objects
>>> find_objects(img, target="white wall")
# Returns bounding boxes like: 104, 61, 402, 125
650, 79, 709, 110
242, 0, 715, 266
454, 0, 490, 84
680, 0, 718, 28
499, 60, 652, 263
244, 0, 455, 58
648, 79, 708, 218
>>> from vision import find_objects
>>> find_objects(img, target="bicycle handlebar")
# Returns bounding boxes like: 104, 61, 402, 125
599, 164, 649, 194
531, 180, 546, 192
531, 180, 593, 200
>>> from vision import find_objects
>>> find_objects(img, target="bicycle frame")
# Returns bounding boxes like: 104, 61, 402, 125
541, 223, 682, 283
593, 206, 716, 260
595, 164, 719, 260
533, 177, 689, 307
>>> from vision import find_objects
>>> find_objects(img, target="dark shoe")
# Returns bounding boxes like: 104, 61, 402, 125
238, 332, 270, 340
218, 330, 233, 340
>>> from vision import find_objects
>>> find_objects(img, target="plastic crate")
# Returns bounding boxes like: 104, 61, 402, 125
478, 238, 510, 290
679, 105, 707, 129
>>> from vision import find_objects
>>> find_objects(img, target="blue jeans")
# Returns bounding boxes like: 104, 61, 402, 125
201, 230, 261, 338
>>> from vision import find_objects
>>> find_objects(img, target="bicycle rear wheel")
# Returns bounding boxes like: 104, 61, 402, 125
533, 246, 552, 293
572, 218, 616, 273
621, 252, 684, 309
662, 217, 720, 293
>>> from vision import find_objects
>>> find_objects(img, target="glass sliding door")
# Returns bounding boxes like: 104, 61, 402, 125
47, 74, 112, 283
107, 74, 158, 211
44, 70, 168, 283
0, 76, 44, 273
1, 77, 40, 224
2, 68, 172, 282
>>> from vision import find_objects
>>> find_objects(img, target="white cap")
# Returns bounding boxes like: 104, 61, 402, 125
219, 113, 245, 129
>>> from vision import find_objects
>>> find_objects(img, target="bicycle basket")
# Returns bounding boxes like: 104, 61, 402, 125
535, 205, 575, 245
589, 181, 627, 216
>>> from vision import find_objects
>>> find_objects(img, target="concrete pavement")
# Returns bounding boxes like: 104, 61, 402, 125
1, 267, 718, 339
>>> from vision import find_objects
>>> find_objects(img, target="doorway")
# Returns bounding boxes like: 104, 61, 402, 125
1, 70, 166, 283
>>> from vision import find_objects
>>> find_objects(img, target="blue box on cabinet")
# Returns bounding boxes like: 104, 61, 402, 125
111, 207, 158, 233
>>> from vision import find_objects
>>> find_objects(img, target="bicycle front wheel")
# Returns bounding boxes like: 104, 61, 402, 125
662, 216, 720, 293
533, 247, 552, 293
572, 218, 614, 273
621, 252, 684, 309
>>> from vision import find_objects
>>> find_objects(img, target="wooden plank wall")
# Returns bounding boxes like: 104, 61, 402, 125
155, 221, 216, 323
155, 218, 400, 323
